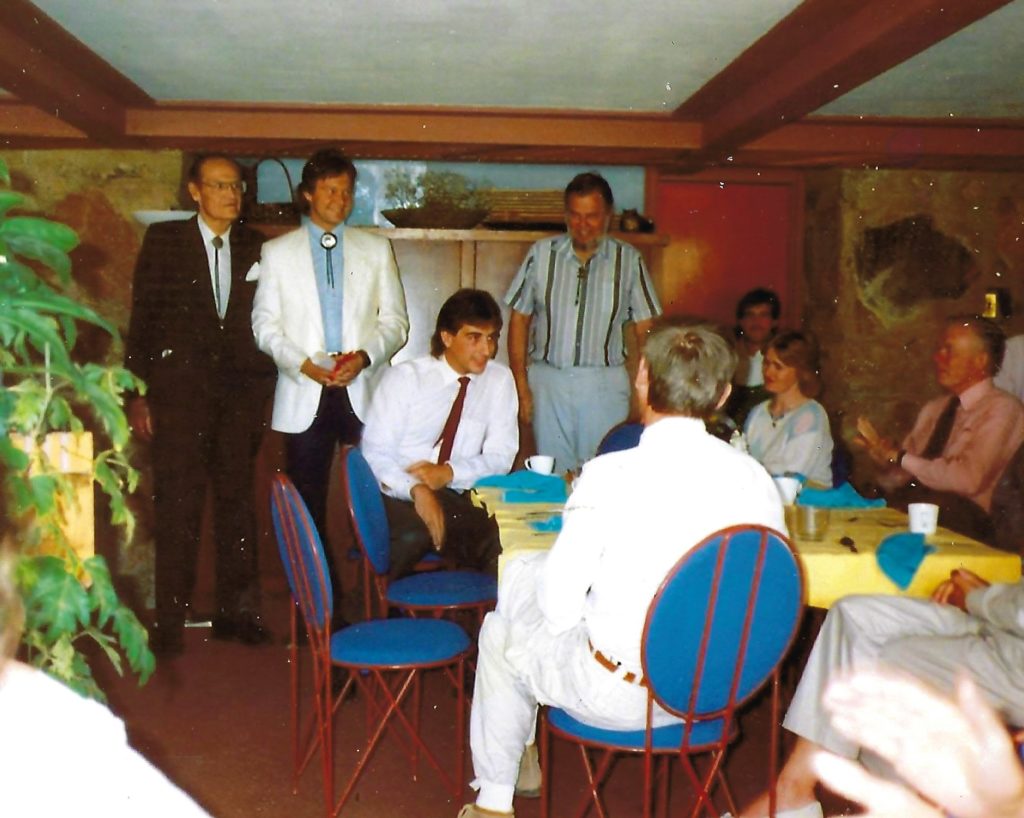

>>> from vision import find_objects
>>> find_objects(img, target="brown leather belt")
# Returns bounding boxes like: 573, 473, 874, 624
590, 641, 647, 687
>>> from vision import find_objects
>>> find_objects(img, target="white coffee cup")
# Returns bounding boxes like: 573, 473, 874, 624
908, 502, 939, 536
773, 476, 802, 506
525, 455, 555, 475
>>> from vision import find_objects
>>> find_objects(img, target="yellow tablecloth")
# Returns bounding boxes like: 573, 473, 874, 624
474, 488, 1022, 608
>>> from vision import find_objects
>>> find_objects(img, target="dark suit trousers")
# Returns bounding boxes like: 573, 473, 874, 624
151, 382, 267, 631
382, 489, 501, 579
284, 386, 363, 538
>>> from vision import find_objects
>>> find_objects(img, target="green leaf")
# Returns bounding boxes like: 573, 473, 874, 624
0, 215, 79, 252
3, 307, 73, 368
3, 234, 71, 282
20, 556, 91, 638
0, 435, 30, 470
90, 630, 123, 677
112, 607, 155, 683
7, 290, 118, 339
84, 555, 118, 628
28, 474, 59, 517
0, 157, 9, 185
0, 190, 25, 217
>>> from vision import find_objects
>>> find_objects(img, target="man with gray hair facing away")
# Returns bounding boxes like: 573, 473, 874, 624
458, 318, 785, 818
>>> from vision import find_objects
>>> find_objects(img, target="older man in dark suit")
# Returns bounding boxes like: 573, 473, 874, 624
126, 154, 274, 655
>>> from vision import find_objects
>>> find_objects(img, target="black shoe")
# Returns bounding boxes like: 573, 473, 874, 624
212, 614, 271, 646
150, 626, 184, 657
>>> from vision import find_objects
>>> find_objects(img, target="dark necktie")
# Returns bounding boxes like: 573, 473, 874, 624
211, 235, 224, 318
921, 395, 960, 459
437, 376, 470, 465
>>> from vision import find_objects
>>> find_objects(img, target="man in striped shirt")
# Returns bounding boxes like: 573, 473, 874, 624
504, 173, 662, 474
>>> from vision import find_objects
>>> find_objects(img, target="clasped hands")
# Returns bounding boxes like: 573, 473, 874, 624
408, 461, 454, 552
854, 416, 901, 467
300, 352, 365, 388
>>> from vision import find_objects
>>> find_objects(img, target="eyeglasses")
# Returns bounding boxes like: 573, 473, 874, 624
201, 180, 247, 194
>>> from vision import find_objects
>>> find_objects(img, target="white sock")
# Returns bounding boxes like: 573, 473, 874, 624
475, 782, 515, 813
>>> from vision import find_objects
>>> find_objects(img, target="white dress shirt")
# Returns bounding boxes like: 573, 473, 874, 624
361, 354, 519, 501
196, 217, 230, 318
537, 416, 786, 671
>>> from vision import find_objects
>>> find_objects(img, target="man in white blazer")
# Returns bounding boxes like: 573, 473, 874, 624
252, 149, 409, 580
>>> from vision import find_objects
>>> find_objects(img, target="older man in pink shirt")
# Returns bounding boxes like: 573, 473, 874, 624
856, 314, 1024, 541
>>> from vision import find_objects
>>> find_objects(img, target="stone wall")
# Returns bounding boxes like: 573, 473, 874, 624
803, 168, 1024, 484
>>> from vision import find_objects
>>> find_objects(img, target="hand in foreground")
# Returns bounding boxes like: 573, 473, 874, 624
812, 668, 1024, 818
128, 397, 154, 442
411, 484, 446, 550
854, 416, 899, 467
406, 461, 453, 491
932, 568, 990, 611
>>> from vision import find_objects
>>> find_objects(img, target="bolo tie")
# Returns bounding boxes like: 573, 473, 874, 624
320, 232, 337, 287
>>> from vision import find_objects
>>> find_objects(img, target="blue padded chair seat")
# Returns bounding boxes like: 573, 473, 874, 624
547, 706, 737, 752
330, 619, 471, 668
388, 570, 498, 608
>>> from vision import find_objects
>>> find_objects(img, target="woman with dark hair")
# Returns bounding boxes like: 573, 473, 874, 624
744, 330, 834, 487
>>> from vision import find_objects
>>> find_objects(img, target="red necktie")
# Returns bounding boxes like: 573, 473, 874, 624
437, 376, 470, 465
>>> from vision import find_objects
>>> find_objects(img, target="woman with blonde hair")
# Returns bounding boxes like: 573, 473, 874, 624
744, 330, 834, 487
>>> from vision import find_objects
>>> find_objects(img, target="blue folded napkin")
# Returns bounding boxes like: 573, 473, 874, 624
876, 532, 936, 590
474, 470, 569, 504
797, 482, 886, 509
529, 514, 563, 533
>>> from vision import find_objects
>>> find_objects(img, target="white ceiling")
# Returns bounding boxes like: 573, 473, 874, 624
29, 0, 1022, 117
818, 0, 1024, 119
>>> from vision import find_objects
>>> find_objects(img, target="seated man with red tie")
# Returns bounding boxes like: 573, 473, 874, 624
362, 289, 519, 578
856, 314, 1024, 541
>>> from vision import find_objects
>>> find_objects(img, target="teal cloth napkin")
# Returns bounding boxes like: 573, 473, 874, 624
876, 532, 936, 590
797, 482, 886, 509
474, 470, 569, 504
529, 514, 563, 532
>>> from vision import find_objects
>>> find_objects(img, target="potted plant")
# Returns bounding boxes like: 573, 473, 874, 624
382, 168, 492, 229
0, 157, 154, 699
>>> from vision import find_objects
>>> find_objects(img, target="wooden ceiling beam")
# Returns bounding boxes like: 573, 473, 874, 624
126, 105, 704, 154
0, 0, 151, 141
678, 0, 1016, 159
0, 100, 87, 145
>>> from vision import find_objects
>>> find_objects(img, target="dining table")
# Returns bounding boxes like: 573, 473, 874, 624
472, 486, 1022, 609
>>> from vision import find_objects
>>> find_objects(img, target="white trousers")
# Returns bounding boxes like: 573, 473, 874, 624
527, 362, 630, 475
469, 554, 671, 810
784, 594, 1024, 758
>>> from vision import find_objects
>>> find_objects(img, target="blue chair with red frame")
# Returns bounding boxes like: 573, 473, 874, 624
270, 473, 472, 817
540, 524, 805, 818
341, 444, 497, 626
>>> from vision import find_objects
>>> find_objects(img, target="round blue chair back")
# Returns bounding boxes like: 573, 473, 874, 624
343, 446, 392, 576
643, 525, 803, 719
596, 422, 644, 456
270, 475, 333, 629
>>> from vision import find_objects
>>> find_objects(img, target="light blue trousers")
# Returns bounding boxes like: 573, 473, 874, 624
527, 361, 630, 475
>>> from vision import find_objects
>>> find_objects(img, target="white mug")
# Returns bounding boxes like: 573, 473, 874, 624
525, 455, 555, 475
908, 502, 939, 536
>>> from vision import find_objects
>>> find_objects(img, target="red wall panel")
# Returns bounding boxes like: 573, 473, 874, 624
654, 180, 795, 329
